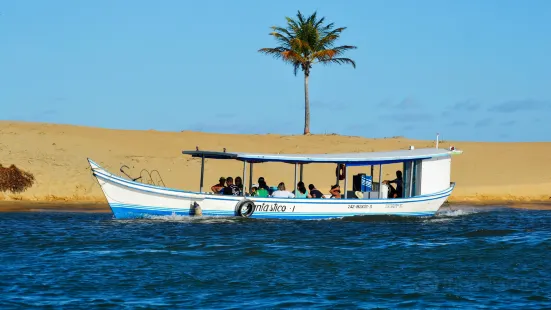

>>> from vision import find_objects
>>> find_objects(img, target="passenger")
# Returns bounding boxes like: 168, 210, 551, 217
235, 176, 244, 194
383, 170, 403, 198
308, 184, 325, 198
255, 183, 270, 197
258, 177, 272, 194
222, 177, 240, 196
329, 184, 342, 199
271, 182, 295, 198
293, 181, 308, 198
250, 184, 258, 197
210, 177, 226, 194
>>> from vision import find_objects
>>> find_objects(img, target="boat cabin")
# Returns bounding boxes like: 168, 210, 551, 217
182, 147, 461, 200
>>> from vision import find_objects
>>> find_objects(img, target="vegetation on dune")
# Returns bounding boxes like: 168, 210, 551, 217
0, 164, 35, 193
259, 10, 357, 135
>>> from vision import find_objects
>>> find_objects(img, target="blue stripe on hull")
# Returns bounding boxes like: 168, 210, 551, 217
111, 207, 189, 218
109, 205, 436, 220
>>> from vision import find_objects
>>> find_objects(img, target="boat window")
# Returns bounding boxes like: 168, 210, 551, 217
403, 160, 421, 198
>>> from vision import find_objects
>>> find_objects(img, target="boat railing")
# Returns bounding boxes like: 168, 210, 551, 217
119, 165, 166, 187
148, 169, 166, 187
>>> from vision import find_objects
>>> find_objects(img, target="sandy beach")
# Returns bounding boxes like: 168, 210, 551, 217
1, 121, 550, 206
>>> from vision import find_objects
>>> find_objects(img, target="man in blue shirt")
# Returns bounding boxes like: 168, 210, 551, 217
308, 184, 325, 198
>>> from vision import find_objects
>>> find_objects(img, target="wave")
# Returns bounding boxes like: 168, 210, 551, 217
112, 213, 248, 224
68, 249, 173, 256
435, 207, 483, 217
460, 229, 518, 237
339, 214, 429, 223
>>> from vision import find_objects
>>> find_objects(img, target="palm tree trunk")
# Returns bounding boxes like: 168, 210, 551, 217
303, 71, 310, 135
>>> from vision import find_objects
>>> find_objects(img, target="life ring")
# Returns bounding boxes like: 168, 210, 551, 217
336, 164, 346, 181
234, 199, 255, 218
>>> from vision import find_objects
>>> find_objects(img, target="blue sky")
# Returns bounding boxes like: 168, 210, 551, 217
1, 0, 550, 142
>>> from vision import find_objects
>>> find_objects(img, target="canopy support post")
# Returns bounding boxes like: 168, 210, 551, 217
378, 164, 383, 198
336, 164, 340, 186
199, 154, 205, 193
242, 161, 247, 197
344, 164, 348, 199
294, 163, 298, 197
299, 164, 303, 182
409, 161, 414, 197
370, 165, 374, 178
249, 162, 253, 192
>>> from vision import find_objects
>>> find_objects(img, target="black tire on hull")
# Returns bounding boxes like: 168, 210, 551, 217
234, 199, 255, 217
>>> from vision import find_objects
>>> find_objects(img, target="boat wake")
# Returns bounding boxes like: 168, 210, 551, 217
435, 208, 481, 217
108, 208, 485, 224
339, 214, 431, 223
113, 213, 243, 224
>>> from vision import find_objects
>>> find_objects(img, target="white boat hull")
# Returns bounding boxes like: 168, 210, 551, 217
89, 159, 454, 219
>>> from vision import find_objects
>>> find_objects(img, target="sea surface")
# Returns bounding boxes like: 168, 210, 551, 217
1, 206, 550, 309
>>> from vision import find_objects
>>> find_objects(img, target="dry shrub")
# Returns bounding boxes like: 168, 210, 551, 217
0, 164, 35, 193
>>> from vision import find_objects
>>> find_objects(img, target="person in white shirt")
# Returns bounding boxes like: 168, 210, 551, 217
270, 182, 295, 198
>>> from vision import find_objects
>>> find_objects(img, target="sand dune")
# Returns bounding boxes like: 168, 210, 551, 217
0, 121, 549, 203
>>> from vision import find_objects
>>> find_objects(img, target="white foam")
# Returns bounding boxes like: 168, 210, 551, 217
113, 213, 240, 224
69, 249, 172, 255
436, 208, 480, 217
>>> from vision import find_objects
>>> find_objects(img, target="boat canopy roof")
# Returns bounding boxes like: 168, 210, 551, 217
182, 148, 461, 166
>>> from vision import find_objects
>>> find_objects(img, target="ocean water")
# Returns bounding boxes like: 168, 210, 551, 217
1, 206, 550, 309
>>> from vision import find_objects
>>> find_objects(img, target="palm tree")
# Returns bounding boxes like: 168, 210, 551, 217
259, 11, 357, 135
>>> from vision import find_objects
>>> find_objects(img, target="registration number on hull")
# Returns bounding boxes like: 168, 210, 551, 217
348, 204, 404, 209
348, 205, 373, 209
385, 204, 403, 209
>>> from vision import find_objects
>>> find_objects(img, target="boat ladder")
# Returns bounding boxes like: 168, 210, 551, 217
119, 165, 166, 187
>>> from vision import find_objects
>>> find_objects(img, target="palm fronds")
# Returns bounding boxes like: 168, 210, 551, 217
258, 10, 357, 134
259, 10, 357, 76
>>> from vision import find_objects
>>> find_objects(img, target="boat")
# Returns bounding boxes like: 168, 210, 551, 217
88, 146, 462, 219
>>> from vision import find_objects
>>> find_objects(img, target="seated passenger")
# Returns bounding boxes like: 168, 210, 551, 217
222, 177, 240, 196
235, 176, 244, 194
271, 182, 295, 198
250, 184, 258, 196
329, 184, 342, 199
210, 177, 226, 194
258, 177, 270, 192
293, 181, 308, 198
255, 184, 269, 197
250, 183, 269, 197
307, 184, 325, 198
383, 170, 403, 198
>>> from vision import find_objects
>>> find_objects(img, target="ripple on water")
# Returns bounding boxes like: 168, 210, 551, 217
0, 207, 551, 308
